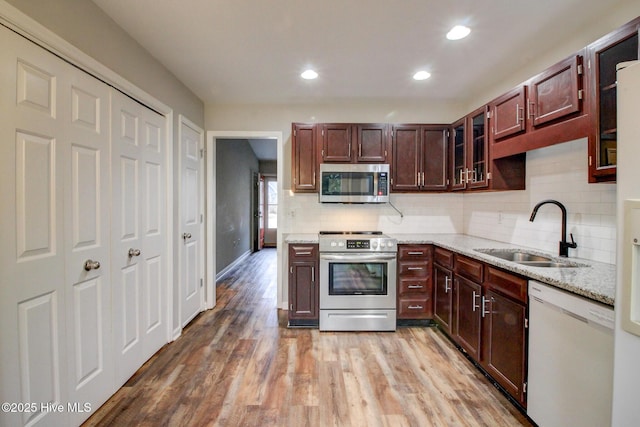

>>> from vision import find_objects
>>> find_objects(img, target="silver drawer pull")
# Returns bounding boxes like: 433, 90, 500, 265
84, 259, 101, 271
408, 285, 423, 289
408, 305, 424, 310
407, 267, 423, 271
407, 251, 424, 255
295, 251, 312, 255
128, 248, 141, 257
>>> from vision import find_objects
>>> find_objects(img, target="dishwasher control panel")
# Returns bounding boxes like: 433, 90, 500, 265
529, 281, 614, 330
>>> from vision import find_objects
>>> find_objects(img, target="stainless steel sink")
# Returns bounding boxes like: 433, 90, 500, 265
474, 249, 586, 268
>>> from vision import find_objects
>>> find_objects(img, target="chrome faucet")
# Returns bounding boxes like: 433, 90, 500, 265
529, 199, 577, 257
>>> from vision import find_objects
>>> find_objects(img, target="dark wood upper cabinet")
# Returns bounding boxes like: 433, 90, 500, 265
357, 124, 389, 162
529, 55, 583, 127
450, 118, 466, 191
320, 123, 352, 162
490, 86, 527, 140
292, 123, 318, 192
391, 124, 448, 192
588, 17, 640, 183
320, 123, 389, 163
467, 108, 489, 190
489, 52, 589, 160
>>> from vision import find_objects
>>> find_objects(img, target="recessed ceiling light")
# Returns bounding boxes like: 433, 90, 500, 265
301, 69, 318, 80
446, 25, 471, 40
413, 71, 431, 81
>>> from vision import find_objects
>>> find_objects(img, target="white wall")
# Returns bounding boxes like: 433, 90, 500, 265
464, 139, 616, 263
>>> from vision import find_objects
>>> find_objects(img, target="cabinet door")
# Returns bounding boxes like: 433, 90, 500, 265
454, 275, 482, 360
356, 123, 388, 162
588, 18, 640, 182
391, 125, 421, 191
422, 126, 449, 190
321, 123, 352, 162
288, 245, 318, 320
490, 86, 527, 140
433, 265, 453, 334
292, 123, 318, 192
450, 119, 466, 191
467, 108, 489, 189
529, 55, 583, 127
482, 290, 527, 406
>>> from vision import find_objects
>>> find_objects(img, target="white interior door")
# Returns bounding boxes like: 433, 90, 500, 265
111, 89, 167, 387
0, 24, 113, 426
179, 116, 204, 327
63, 56, 113, 425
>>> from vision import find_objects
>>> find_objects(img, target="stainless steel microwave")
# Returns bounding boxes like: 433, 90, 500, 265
319, 163, 390, 203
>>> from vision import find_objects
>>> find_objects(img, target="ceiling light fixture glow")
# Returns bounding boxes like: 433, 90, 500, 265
446, 25, 471, 40
413, 71, 431, 81
301, 69, 318, 80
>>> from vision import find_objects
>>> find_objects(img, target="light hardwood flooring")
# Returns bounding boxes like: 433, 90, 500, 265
84, 248, 532, 427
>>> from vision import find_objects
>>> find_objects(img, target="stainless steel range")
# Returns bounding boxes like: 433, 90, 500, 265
318, 231, 398, 331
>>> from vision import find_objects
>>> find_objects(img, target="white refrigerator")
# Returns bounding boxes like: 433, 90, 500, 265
613, 60, 640, 426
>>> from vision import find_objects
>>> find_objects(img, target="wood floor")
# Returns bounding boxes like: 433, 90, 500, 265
84, 248, 533, 427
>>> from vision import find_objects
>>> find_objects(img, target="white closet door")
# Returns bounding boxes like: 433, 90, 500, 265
179, 117, 204, 327
0, 24, 111, 427
63, 65, 113, 425
111, 90, 167, 387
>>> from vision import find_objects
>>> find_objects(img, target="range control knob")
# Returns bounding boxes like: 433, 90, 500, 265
331, 241, 337, 247
371, 241, 379, 249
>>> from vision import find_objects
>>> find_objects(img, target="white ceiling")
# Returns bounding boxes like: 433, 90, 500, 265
92, 0, 625, 105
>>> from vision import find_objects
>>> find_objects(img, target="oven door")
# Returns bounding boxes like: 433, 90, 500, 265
319, 253, 397, 310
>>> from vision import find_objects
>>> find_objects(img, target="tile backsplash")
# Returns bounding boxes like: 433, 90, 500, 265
283, 138, 616, 264
463, 138, 616, 264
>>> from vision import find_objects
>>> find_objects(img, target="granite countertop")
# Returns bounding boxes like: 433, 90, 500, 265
283, 233, 616, 307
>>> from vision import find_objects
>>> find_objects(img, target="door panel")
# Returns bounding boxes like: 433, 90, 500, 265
179, 118, 204, 327
111, 90, 167, 386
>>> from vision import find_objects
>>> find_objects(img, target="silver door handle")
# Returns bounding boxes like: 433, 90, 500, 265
444, 276, 451, 293
84, 259, 101, 271
128, 248, 141, 257
472, 291, 481, 312
182, 233, 192, 240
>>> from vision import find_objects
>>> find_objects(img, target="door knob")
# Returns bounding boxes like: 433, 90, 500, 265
128, 248, 141, 257
182, 233, 192, 240
84, 259, 101, 271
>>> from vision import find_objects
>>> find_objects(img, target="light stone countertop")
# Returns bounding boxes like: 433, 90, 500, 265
284, 233, 616, 306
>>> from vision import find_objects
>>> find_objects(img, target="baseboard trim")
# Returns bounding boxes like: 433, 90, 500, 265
216, 250, 251, 282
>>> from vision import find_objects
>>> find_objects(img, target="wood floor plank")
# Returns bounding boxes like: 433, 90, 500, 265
84, 248, 532, 427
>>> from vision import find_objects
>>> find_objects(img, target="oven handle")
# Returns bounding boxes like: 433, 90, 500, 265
320, 253, 397, 262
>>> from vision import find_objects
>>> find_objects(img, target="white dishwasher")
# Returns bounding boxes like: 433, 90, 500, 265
527, 281, 615, 427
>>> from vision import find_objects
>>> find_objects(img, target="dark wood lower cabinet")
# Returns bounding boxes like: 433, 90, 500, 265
433, 264, 453, 334
397, 245, 433, 319
288, 244, 319, 326
481, 289, 527, 406
453, 275, 482, 361
435, 251, 528, 408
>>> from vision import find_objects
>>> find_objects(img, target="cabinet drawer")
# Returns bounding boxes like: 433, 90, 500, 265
398, 260, 430, 277
398, 297, 432, 318
398, 245, 431, 260
485, 266, 527, 303
454, 255, 484, 283
398, 277, 429, 296
434, 247, 454, 269
289, 244, 318, 259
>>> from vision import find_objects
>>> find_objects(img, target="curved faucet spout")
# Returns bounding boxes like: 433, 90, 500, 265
529, 199, 577, 257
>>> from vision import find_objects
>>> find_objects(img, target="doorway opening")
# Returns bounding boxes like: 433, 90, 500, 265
206, 131, 284, 310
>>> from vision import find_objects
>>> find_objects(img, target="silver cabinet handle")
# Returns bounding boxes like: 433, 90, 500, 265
408, 285, 423, 289
407, 251, 424, 255
128, 248, 141, 257
182, 233, 192, 240
408, 305, 424, 310
84, 259, 101, 271
472, 291, 481, 312
444, 276, 451, 293
407, 267, 423, 271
